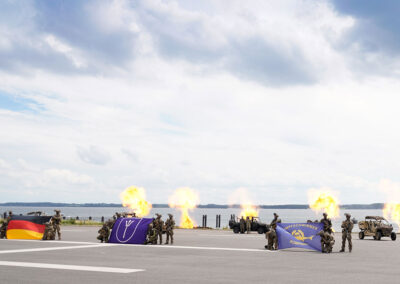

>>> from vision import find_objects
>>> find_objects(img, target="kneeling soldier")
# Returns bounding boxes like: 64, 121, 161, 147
317, 230, 335, 253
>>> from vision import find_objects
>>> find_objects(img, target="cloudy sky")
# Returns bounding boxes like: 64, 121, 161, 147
1, 0, 400, 204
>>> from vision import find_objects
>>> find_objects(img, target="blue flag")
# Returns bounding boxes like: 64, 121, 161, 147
109, 217, 153, 244
276, 223, 324, 252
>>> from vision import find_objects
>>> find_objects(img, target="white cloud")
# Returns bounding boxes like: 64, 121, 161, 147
0, 1, 399, 204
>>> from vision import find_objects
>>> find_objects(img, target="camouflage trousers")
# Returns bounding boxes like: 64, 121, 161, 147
266, 231, 278, 250
165, 230, 173, 244
341, 233, 352, 252
321, 240, 335, 253
246, 224, 251, 233
157, 231, 163, 244
53, 224, 61, 240
240, 224, 245, 234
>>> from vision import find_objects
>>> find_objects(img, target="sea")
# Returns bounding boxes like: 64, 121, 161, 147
0, 206, 395, 232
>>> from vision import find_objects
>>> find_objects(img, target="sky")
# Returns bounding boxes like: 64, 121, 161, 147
1, 0, 400, 204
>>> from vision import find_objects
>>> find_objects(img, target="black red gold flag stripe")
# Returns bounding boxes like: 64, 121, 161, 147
6, 216, 52, 240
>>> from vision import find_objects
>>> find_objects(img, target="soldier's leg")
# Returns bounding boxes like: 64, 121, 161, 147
57, 225, 61, 240
171, 232, 174, 244
165, 232, 169, 244
274, 236, 278, 250
348, 234, 352, 252
340, 233, 346, 252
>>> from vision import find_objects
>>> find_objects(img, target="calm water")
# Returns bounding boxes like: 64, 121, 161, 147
0, 206, 396, 232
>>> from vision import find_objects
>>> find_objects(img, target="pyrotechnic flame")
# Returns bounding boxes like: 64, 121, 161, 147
168, 187, 199, 229
383, 203, 400, 226
228, 188, 259, 218
120, 186, 152, 217
379, 179, 400, 226
308, 188, 340, 218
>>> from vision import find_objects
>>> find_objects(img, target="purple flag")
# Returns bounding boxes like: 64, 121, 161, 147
109, 218, 153, 244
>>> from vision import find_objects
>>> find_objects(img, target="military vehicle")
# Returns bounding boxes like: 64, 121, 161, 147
358, 216, 396, 241
229, 216, 269, 234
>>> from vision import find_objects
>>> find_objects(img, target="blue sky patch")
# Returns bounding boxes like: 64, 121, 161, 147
0, 91, 43, 112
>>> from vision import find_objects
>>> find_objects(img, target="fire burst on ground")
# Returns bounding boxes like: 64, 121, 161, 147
383, 203, 400, 226
120, 186, 152, 217
308, 188, 340, 218
168, 187, 199, 229
228, 188, 259, 219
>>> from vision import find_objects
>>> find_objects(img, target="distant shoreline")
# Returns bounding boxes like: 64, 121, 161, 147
0, 202, 385, 209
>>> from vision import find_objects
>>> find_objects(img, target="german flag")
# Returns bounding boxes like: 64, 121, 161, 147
7, 216, 52, 240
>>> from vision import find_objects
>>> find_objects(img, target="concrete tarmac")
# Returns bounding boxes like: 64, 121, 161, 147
0, 226, 398, 283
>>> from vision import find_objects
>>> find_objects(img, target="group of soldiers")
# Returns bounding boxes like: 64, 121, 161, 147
145, 213, 175, 245
317, 212, 353, 253
96, 212, 176, 245
239, 216, 253, 234
0, 210, 62, 240
265, 213, 281, 250
42, 210, 62, 240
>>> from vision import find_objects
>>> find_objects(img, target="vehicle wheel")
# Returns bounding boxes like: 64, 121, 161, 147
375, 231, 382, 240
258, 227, 264, 234
233, 227, 239, 234
359, 231, 364, 240
391, 232, 397, 241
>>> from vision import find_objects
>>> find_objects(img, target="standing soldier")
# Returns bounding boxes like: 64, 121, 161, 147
154, 214, 164, 245
165, 214, 175, 245
317, 230, 335, 253
340, 213, 353, 253
270, 213, 281, 228
320, 213, 332, 234
246, 216, 251, 234
239, 216, 245, 234
52, 210, 62, 240
0, 221, 6, 239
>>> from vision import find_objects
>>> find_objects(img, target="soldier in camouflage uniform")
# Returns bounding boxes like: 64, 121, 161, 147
246, 217, 251, 234
145, 220, 157, 245
165, 214, 175, 245
317, 230, 334, 253
154, 214, 164, 245
340, 213, 353, 253
320, 213, 333, 234
0, 211, 13, 239
270, 213, 281, 227
97, 223, 110, 243
0, 221, 6, 239
43, 221, 56, 240
239, 217, 245, 234
265, 224, 278, 250
52, 210, 62, 240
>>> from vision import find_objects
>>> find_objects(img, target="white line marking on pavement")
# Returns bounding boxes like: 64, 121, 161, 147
120, 244, 276, 253
0, 261, 144, 274
0, 244, 113, 254
0, 239, 99, 245
0, 239, 275, 253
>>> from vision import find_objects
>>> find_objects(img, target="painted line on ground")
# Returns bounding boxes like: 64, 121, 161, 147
0, 239, 98, 245
0, 261, 144, 274
0, 244, 113, 254
0, 239, 274, 253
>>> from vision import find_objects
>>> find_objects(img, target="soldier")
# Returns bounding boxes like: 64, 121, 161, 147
97, 223, 110, 243
246, 216, 251, 234
114, 212, 122, 220
265, 224, 278, 250
239, 216, 245, 234
340, 213, 353, 253
154, 214, 164, 245
0, 221, 6, 239
43, 221, 55, 240
165, 214, 175, 245
145, 220, 157, 245
320, 213, 333, 234
270, 213, 282, 227
52, 210, 62, 240
317, 230, 335, 253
